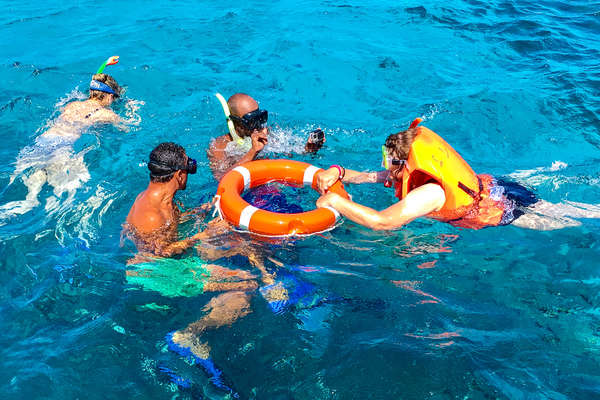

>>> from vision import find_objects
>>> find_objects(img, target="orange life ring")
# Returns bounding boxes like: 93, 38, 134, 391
216, 159, 349, 236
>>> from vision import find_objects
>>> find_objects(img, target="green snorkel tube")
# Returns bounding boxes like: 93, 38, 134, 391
96, 56, 119, 74
215, 93, 249, 148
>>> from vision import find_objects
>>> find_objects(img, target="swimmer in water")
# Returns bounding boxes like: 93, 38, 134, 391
124, 142, 272, 392
1, 56, 142, 219
207, 93, 325, 180
316, 118, 600, 231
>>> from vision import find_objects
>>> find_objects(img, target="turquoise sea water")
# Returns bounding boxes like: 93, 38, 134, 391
2, 1, 600, 398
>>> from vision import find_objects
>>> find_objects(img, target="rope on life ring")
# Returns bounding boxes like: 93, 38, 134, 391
216, 159, 349, 237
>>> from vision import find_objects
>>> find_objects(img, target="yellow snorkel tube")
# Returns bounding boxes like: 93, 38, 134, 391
381, 145, 390, 170
215, 93, 248, 148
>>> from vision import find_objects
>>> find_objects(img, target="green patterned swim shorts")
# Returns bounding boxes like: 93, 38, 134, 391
126, 256, 211, 298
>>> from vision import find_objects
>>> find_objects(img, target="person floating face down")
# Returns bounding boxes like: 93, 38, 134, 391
55, 55, 127, 130
0, 57, 136, 220
124, 142, 272, 390
316, 118, 600, 231
207, 93, 326, 179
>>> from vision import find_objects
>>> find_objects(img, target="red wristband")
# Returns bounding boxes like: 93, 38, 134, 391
330, 165, 345, 181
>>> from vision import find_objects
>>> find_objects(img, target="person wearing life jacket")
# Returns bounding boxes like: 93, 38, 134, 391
207, 93, 325, 180
316, 118, 600, 231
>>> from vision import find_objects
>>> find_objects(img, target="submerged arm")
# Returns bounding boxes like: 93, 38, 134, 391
155, 231, 208, 257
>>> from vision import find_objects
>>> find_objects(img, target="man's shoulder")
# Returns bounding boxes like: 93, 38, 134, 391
127, 196, 167, 234
207, 134, 231, 155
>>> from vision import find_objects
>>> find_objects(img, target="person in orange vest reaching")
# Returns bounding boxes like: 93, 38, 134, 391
316, 118, 600, 231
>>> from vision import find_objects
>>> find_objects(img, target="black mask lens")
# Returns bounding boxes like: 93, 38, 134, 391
239, 109, 268, 131
187, 158, 197, 174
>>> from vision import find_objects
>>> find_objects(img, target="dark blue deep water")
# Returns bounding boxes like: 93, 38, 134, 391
1, 1, 600, 398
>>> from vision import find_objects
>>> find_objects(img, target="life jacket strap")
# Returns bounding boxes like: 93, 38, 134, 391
457, 176, 483, 200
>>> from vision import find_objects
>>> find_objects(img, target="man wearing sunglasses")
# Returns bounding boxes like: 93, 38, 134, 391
208, 93, 325, 179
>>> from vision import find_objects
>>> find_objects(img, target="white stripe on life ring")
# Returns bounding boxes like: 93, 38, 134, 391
233, 166, 251, 191
239, 205, 259, 230
322, 206, 340, 220
303, 165, 320, 187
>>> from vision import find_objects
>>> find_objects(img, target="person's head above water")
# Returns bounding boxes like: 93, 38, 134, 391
89, 73, 121, 105
227, 93, 268, 137
147, 142, 197, 189
384, 127, 419, 162
383, 118, 424, 169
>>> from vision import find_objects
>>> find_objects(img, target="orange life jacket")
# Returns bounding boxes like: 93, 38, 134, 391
394, 120, 505, 229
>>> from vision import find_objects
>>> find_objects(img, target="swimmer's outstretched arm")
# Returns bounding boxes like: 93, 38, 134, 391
317, 167, 388, 193
316, 183, 445, 231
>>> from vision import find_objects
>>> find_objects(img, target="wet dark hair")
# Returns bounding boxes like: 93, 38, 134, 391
89, 73, 121, 101
385, 128, 419, 160
148, 142, 186, 183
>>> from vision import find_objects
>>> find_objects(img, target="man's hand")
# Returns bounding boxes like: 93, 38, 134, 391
316, 168, 341, 194
205, 218, 231, 236
316, 192, 341, 208
193, 218, 231, 241
251, 128, 268, 152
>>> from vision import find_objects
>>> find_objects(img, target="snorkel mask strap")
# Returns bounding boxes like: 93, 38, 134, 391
215, 93, 245, 146
90, 80, 117, 95
96, 56, 119, 74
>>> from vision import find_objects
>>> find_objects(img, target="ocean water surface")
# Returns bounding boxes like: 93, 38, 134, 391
1, 1, 600, 399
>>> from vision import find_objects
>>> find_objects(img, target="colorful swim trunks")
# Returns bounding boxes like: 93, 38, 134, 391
126, 256, 211, 298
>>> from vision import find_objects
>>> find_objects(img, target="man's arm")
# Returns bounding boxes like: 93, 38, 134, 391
156, 231, 208, 257
208, 135, 264, 180
157, 218, 231, 257
317, 183, 446, 230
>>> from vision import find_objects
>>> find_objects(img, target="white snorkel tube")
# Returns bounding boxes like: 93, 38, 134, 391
215, 93, 249, 148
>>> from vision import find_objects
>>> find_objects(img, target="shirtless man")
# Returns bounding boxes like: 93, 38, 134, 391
1, 56, 141, 219
207, 93, 325, 179
125, 142, 263, 395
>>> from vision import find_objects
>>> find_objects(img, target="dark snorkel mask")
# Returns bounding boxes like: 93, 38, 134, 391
229, 108, 269, 133
148, 157, 198, 178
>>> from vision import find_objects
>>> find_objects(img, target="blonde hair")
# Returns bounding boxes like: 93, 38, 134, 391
89, 73, 121, 101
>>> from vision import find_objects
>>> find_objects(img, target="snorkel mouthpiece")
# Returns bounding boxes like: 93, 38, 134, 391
96, 55, 119, 74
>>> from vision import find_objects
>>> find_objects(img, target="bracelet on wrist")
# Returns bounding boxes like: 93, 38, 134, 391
330, 165, 344, 181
